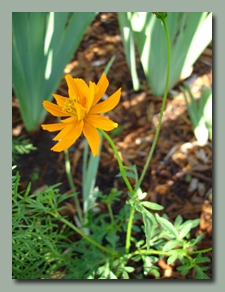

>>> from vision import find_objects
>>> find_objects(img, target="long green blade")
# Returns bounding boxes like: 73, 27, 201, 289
126, 12, 212, 96
12, 12, 96, 132
118, 12, 140, 91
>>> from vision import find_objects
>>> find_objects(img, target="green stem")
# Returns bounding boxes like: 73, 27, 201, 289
107, 203, 114, 224
138, 17, 171, 187
131, 249, 170, 257
130, 247, 212, 258
187, 247, 212, 255
64, 149, 83, 224
49, 211, 121, 258
125, 205, 135, 253
98, 129, 134, 195
98, 129, 136, 255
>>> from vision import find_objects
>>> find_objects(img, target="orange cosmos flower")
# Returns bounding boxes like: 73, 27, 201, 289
41, 73, 121, 156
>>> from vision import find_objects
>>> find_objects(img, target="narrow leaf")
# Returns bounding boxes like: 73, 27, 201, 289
155, 213, 179, 239
141, 201, 164, 210
178, 222, 193, 239
118, 12, 140, 90
163, 240, 182, 252
143, 213, 152, 250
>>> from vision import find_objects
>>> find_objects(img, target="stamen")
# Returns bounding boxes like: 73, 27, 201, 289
62, 96, 87, 120
62, 97, 78, 117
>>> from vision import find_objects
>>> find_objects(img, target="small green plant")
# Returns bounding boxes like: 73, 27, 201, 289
12, 135, 37, 164
12, 168, 75, 279
181, 83, 212, 145
12, 166, 211, 279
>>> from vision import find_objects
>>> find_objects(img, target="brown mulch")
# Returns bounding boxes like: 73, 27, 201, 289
12, 12, 212, 279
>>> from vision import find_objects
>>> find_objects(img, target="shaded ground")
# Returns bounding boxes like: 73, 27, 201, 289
12, 13, 212, 279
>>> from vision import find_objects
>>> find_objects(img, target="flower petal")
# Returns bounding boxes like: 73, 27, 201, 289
74, 101, 87, 121
83, 120, 101, 156
41, 123, 66, 132
85, 114, 118, 131
89, 88, 121, 115
92, 73, 109, 106
53, 94, 68, 107
61, 116, 77, 123
65, 74, 79, 98
73, 78, 89, 105
85, 81, 95, 112
51, 120, 84, 152
52, 121, 78, 141
43, 100, 69, 117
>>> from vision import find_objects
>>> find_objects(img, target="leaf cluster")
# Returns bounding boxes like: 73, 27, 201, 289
12, 169, 76, 279
118, 12, 212, 96
12, 135, 37, 164
117, 165, 211, 279
12, 165, 211, 279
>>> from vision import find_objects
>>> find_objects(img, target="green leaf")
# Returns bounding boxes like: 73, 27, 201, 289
108, 271, 118, 279
179, 218, 201, 232
135, 239, 145, 248
178, 222, 193, 239
117, 165, 139, 182
132, 224, 141, 232
106, 232, 120, 250
182, 83, 212, 145
132, 255, 142, 262
189, 234, 204, 247
116, 171, 136, 179
142, 213, 153, 250
195, 265, 211, 279
155, 213, 179, 239
200, 87, 212, 139
124, 266, 135, 273
123, 12, 212, 96
12, 12, 96, 131
142, 256, 153, 275
117, 12, 140, 91
149, 266, 160, 278
143, 209, 158, 226
174, 215, 183, 229
103, 55, 116, 76
163, 240, 182, 252
142, 256, 160, 277
195, 253, 211, 264
181, 85, 199, 129
177, 264, 192, 276
135, 201, 145, 213
167, 253, 178, 266
168, 249, 185, 266
121, 270, 130, 279
141, 201, 164, 210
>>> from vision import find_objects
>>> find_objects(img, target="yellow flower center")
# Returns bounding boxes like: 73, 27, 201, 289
62, 96, 87, 121
62, 97, 76, 115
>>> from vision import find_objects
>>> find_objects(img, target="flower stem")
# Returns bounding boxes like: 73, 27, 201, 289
131, 249, 170, 257
125, 204, 135, 254
107, 203, 114, 224
49, 211, 121, 258
187, 247, 212, 255
98, 129, 134, 195
98, 129, 136, 255
138, 17, 171, 187
64, 149, 83, 224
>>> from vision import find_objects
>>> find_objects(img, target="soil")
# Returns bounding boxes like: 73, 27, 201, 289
12, 12, 212, 279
